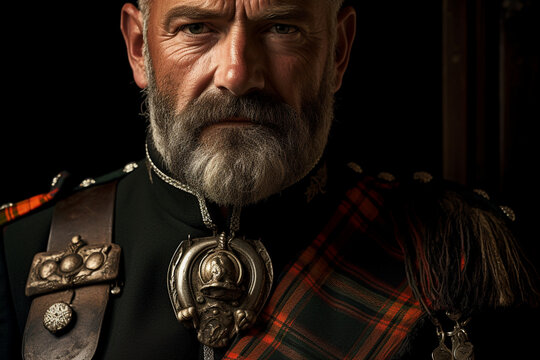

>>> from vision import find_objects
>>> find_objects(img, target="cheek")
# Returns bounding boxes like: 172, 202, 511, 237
265, 34, 330, 106
268, 51, 326, 109
151, 41, 214, 110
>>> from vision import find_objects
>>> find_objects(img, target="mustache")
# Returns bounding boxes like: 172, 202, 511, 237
176, 91, 299, 136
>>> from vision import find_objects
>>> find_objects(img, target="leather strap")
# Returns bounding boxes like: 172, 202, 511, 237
23, 181, 118, 360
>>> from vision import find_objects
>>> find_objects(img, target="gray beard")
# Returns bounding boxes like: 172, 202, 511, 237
145, 72, 335, 207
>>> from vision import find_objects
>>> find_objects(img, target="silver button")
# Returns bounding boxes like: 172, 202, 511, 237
79, 178, 96, 188
347, 162, 363, 174
377, 172, 396, 182
473, 189, 490, 200
0, 203, 14, 211
50, 173, 63, 187
413, 171, 433, 183
123, 162, 139, 174
500, 206, 516, 222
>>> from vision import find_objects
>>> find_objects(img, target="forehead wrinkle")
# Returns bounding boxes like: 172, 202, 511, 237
161, 1, 234, 28
259, 7, 313, 23
159, 0, 325, 27
242, 0, 317, 21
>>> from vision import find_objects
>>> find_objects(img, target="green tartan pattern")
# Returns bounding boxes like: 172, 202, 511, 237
225, 177, 424, 359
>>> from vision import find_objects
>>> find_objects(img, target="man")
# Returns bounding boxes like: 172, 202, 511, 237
1, 1, 538, 359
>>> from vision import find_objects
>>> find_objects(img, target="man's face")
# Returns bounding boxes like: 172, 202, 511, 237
123, 0, 354, 206
145, 0, 332, 116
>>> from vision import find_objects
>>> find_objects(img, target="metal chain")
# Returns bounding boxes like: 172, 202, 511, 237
230, 205, 241, 236
203, 345, 214, 360
145, 143, 241, 235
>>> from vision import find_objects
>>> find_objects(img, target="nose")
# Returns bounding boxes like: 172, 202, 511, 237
213, 26, 265, 96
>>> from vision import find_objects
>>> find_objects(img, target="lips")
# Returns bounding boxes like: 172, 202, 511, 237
198, 118, 257, 139
209, 117, 256, 128
218, 117, 254, 124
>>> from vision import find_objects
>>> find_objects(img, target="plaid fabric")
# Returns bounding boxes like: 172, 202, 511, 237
225, 178, 424, 360
0, 188, 58, 226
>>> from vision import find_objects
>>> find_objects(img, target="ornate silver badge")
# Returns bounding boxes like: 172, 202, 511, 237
167, 233, 273, 348
25, 235, 121, 297
25, 235, 122, 334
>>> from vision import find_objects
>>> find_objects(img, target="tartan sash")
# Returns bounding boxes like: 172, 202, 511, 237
0, 171, 70, 226
0, 188, 58, 226
225, 178, 424, 360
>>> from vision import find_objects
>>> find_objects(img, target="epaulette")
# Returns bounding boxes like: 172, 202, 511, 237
346, 161, 539, 357
0, 161, 141, 227
73, 161, 140, 191
345, 161, 517, 223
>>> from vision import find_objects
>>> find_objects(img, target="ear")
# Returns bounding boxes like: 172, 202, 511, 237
121, 3, 148, 89
333, 6, 356, 92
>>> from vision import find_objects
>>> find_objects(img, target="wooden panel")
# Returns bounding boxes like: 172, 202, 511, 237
442, 0, 468, 184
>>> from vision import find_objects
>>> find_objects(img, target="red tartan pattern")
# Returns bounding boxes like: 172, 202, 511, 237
0, 188, 58, 226
225, 179, 424, 360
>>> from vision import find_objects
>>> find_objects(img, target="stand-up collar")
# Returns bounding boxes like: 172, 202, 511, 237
144, 134, 339, 241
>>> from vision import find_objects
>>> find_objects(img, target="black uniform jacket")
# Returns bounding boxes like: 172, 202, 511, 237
1, 156, 539, 359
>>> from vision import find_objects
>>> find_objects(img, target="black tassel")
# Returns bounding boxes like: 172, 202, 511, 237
390, 181, 540, 320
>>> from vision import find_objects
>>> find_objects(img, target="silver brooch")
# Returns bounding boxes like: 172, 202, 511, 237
168, 233, 273, 348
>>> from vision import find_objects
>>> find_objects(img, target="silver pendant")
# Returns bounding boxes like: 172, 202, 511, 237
432, 330, 453, 360
432, 345, 453, 360
167, 233, 273, 348
451, 328, 474, 360
432, 313, 475, 360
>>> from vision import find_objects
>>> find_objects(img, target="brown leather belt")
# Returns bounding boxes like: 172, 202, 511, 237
23, 181, 120, 360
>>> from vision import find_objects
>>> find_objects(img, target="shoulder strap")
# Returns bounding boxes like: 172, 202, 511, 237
22, 180, 119, 360
0, 171, 71, 227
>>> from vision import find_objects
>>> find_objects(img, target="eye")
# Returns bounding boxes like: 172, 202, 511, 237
179, 23, 210, 35
271, 24, 299, 35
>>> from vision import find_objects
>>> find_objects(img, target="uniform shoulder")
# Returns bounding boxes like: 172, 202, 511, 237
0, 171, 68, 227
0, 161, 143, 227
341, 162, 539, 356
342, 160, 539, 299
383, 169, 540, 312
342, 161, 516, 221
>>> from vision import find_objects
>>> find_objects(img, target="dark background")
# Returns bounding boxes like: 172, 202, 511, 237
0, 0, 442, 199
1, 1, 538, 259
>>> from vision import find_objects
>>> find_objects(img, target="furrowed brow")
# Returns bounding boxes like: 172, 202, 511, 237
163, 5, 225, 29
258, 6, 312, 23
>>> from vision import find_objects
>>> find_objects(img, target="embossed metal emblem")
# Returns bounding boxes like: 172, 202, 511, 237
168, 233, 273, 348
25, 235, 121, 297
25, 235, 122, 334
